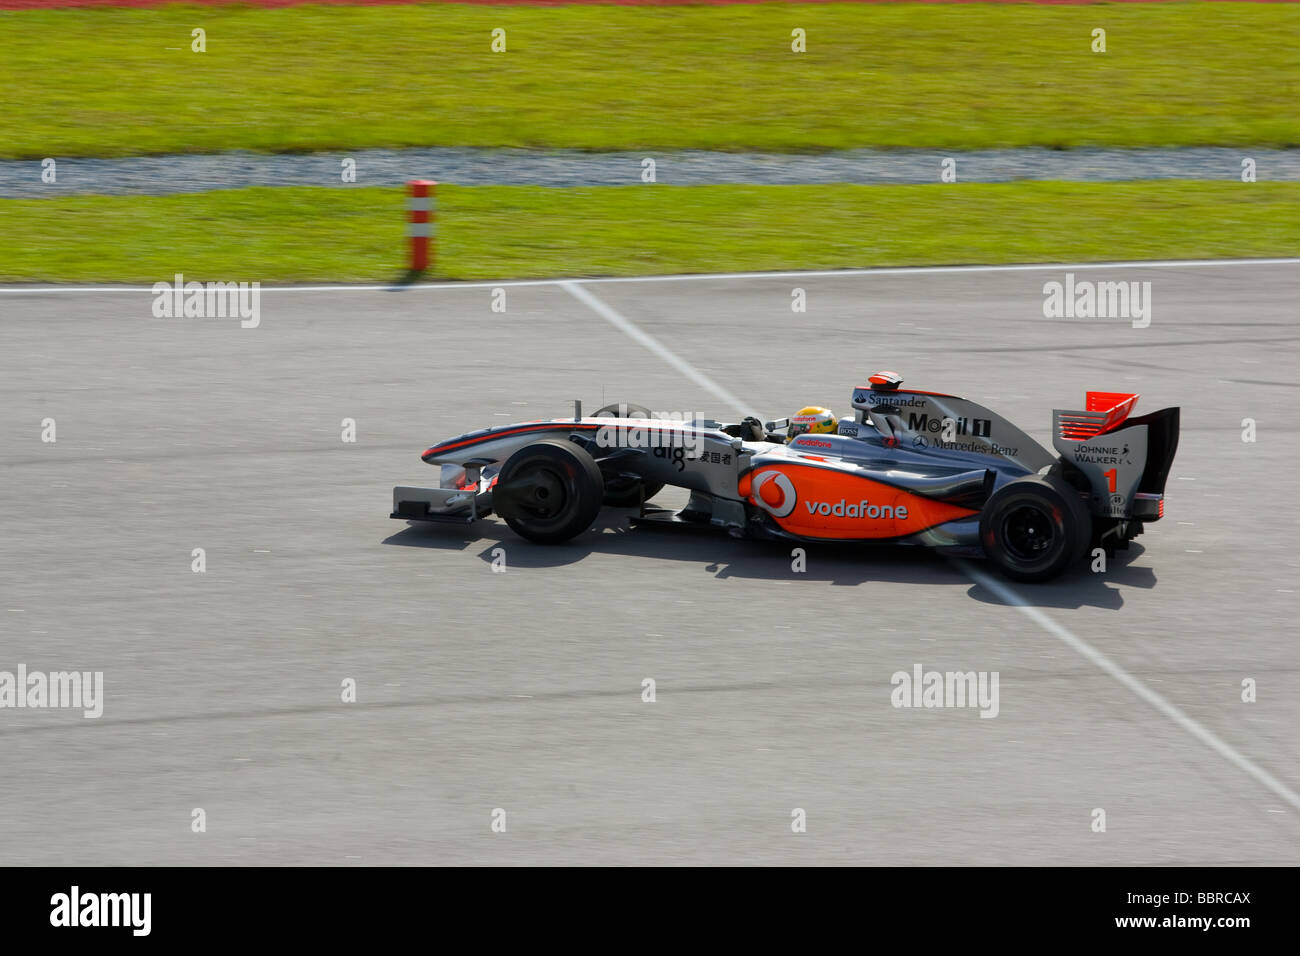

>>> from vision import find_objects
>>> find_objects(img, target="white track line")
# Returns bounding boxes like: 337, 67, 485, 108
560, 276, 1300, 813
560, 280, 754, 419
961, 563, 1300, 812
1, 256, 1296, 294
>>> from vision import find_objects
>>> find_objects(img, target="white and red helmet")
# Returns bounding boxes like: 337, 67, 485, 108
787, 406, 837, 441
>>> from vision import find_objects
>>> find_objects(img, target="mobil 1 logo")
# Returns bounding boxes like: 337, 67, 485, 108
906, 412, 1020, 457
907, 413, 992, 439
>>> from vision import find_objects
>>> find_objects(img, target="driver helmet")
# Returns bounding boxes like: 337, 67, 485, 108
787, 406, 838, 441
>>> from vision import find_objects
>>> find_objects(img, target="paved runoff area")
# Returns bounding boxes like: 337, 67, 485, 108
2, 259, 1299, 864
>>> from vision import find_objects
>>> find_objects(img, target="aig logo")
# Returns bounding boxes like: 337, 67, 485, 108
749, 470, 797, 518
651, 445, 688, 471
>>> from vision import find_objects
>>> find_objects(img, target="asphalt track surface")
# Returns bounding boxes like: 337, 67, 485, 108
2, 259, 1299, 865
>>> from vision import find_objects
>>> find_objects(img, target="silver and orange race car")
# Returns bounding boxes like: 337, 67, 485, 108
391, 372, 1179, 581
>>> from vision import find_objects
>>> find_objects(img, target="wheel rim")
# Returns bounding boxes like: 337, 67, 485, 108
514, 465, 568, 519
1000, 504, 1057, 563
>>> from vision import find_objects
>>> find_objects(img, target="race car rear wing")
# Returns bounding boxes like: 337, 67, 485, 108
1052, 392, 1180, 520
1055, 391, 1140, 440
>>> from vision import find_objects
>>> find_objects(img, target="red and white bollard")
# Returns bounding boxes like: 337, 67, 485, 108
407, 179, 436, 272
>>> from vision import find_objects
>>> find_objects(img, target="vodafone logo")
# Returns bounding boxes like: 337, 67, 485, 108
749, 470, 797, 518
805, 498, 909, 520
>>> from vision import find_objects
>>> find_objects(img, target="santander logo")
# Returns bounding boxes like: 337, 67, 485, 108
749, 470, 797, 518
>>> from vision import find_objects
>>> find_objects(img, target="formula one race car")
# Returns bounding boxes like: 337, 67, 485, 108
391, 372, 1179, 582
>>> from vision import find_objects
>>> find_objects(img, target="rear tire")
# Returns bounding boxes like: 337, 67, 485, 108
980, 475, 1090, 582
591, 401, 665, 507
495, 440, 604, 544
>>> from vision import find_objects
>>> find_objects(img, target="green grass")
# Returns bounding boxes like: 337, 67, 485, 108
0, 181, 1295, 282
0, 3, 1296, 158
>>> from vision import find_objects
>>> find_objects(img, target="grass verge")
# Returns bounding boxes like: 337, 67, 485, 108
0, 2, 1296, 158
0, 181, 1296, 283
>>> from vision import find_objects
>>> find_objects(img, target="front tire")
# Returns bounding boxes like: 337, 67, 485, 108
495, 440, 604, 544
980, 475, 1090, 582
591, 401, 665, 507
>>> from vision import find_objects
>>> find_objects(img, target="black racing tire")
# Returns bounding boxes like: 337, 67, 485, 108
592, 402, 653, 420
979, 475, 1091, 583
496, 439, 604, 544
591, 401, 665, 507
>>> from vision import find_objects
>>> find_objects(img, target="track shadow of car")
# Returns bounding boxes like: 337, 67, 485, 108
384, 512, 1157, 610
964, 543, 1156, 611
383, 513, 959, 584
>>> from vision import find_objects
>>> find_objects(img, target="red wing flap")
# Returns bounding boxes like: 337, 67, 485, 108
1059, 392, 1139, 441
